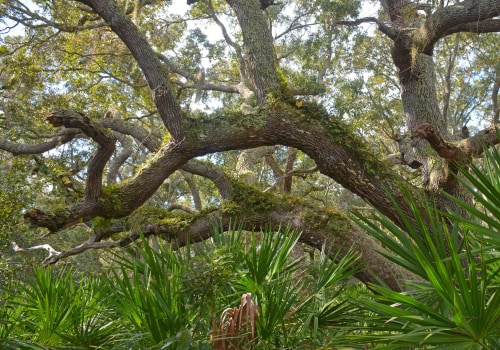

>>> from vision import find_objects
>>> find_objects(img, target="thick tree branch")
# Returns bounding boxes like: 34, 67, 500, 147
411, 122, 500, 161
441, 18, 500, 36
181, 160, 233, 200
423, 0, 500, 50
264, 150, 284, 181
225, 0, 281, 103
78, 0, 184, 139
1, 117, 233, 202
493, 77, 500, 124
172, 77, 240, 95
37, 185, 415, 291
283, 147, 297, 193
180, 171, 202, 211
0, 119, 157, 157
99, 118, 159, 151
167, 203, 198, 214
44, 110, 116, 201
0, 131, 78, 155
21, 102, 421, 236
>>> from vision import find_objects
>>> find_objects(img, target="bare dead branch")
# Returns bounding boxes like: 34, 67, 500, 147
43, 237, 121, 265
12, 241, 61, 263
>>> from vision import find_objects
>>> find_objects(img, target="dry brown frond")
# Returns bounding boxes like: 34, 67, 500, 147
212, 293, 260, 349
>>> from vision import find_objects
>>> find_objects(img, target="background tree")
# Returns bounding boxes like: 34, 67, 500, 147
0, 0, 499, 290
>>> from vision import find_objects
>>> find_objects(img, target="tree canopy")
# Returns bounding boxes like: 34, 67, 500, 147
1, 0, 499, 290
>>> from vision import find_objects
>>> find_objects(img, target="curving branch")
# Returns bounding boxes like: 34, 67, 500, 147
411, 122, 500, 161
99, 118, 159, 151
17, 100, 421, 237
441, 18, 500, 37
181, 159, 234, 200
40, 235, 122, 265
207, 0, 238, 50
379, 0, 500, 58
0, 130, 79, 155
44, 110, 116, 201
167, 203, 198, 214
0, 119, 157, 157
1, 116, 234, 202
423, 0, 500, 50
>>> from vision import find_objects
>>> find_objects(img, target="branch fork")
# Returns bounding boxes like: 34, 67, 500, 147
411, 123, 458, 159
412, 122, 500, 162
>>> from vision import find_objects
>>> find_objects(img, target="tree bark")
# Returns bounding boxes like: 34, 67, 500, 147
225, 0, 281, 103
24, 106, 422, 234
3, 0, 500, 292
382, 0, 500, 199
78, 0, 184, 139
41, 181, 415, 291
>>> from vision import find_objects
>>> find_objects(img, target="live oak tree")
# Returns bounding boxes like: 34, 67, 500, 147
1, 0, 499, 291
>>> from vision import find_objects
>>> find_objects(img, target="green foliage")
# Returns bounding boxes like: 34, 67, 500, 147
443, 145, 500, 246
244, 227, 301, 286
7, 149, 500, 348
0, 224, 361, 349
107, 235, 206, 348
0, 157, 47, 286
1, 0, 499, 347
4, 267, 117, 348
349, 146, 500, 349
180, 223, 244, 311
